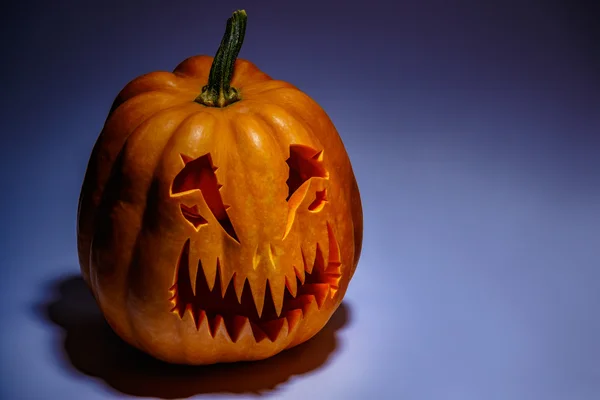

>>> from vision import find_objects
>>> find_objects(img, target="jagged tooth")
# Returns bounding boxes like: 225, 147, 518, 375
195, 310, 207, 330
259, 318, 288, 342
302, 243, 317, 275
316, 234, 330, 273
188, 270, 198, 297
209, 315, 229, 340
196, 310, 209, 333
319, 244, 330, 273
279, 317, 290, 338
250, 322, 268, 342
169, 304, 179, 314
218, 260, 235, 298
177, 239, 198, 296
224, 316, 251, 343
168, 287, 177, 301
285, 272, 298, 298
214, 259, 224, 296
311, 244, 324, 274
248, 277, 267, 318
313, 244, 329, 272
326, 222, 342, 271
190, 305, 200, 328
269, 277, 286, 318
290, 246, 304, 276
185, 304, 194, 319
300, 283, 330, 309
286, 293, 316, 313
200, 254, 218, 292
285, 309, 303, 333
325, 272, 342, 287
233, 273, 246, 304
294, 263, 305, 285
328, 263, 342, 274
300, 294, 319, 315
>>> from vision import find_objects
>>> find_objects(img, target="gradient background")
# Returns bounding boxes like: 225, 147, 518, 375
1, 0, 599, 399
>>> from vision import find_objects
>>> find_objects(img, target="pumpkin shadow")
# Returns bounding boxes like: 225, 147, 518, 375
36, 274, 351, 398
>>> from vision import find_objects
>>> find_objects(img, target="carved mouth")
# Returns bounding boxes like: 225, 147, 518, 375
169, 223, 342, 342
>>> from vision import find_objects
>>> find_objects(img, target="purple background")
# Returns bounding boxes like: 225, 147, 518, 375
1, 1, 599, 399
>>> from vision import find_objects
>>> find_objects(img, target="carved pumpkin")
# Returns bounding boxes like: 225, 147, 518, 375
77, 10, 363, 365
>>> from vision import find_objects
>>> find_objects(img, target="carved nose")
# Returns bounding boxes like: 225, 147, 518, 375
252, 242, 280, 271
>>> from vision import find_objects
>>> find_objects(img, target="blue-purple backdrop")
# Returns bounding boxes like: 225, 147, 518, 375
1, 1, 599, 399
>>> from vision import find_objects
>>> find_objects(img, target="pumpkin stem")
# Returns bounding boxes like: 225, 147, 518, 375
195, 10, 247, 108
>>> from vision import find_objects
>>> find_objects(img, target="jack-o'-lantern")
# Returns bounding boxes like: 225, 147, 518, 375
77, 10, 363, 365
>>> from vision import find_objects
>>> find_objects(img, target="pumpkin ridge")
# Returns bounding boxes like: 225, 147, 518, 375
237, 80, 296, 97
110, 89, 191, 116
172, 55, 214, 79
243, 105, 289, 155
116, 106, 202, 347
78, 96, 189, 278
86, 103, 194, 283
230, 58, 272, 83
257, 88, 331, 144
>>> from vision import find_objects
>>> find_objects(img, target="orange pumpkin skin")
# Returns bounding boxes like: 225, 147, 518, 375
77, 13, 362, 365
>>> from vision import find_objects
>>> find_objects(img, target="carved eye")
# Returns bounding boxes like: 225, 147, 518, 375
285, 144, 328, 203
179, 204, 208, 230
308, 189, 327, 212
282, 145, 329, 239
171, 153, 239, 243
